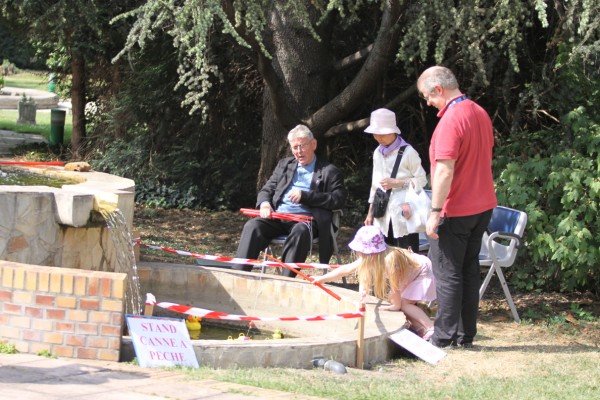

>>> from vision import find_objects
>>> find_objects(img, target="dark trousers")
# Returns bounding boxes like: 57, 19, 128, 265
386, 222, 420, 252
428, 209, 493, 346
234, 218, 316, 278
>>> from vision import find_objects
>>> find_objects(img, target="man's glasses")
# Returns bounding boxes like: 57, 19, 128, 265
291, 143, 311, 152
419, 90, 433, 101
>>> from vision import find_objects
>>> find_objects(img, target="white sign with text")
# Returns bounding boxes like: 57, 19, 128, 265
126, 315, 199, 368
389, 328, 446, 365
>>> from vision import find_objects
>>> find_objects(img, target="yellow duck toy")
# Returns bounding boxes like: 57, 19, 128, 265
272, 328, 284, 339
185, 315, 202, 339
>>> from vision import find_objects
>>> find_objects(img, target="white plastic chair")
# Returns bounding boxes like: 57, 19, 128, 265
478, 206, 528, 323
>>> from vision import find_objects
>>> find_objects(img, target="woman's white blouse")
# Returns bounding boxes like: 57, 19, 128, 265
368, 145, 427, 238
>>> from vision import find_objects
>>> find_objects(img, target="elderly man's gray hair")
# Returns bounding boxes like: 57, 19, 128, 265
287, 124, 314, 141
419, 66, 459, 92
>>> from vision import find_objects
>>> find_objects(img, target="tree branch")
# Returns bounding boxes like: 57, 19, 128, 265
333, 44, 374, 71
324, 117, 370, 138
304, 0, 404, 135
220, 0, 298, 127
324, 84, 415, 138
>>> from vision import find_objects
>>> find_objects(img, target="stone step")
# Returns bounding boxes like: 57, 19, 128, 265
0, 131, 48, 156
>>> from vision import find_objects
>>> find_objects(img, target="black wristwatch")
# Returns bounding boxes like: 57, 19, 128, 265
431, 207, 442, 213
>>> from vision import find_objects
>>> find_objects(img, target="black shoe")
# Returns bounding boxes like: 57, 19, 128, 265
428, 338, 457, 349
459, 342, 474, 349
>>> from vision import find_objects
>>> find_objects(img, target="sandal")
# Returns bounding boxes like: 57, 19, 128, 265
422, 328, 434, 341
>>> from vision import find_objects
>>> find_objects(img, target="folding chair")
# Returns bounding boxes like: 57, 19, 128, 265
263, 210, 343, 273
478, 206, 528, 323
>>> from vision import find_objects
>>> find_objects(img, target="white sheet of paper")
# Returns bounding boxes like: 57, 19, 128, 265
127, 315, 199, 368
389, 328, 447, 365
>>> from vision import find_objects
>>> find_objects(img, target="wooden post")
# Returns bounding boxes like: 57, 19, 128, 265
144, 302, 154, 316
356, 305, 366, 369
144, 293, 155, 316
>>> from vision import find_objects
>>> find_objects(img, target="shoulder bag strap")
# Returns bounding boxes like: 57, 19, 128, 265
386, 145, 408, 194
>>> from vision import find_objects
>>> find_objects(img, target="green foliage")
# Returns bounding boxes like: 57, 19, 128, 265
36, 349, 55, 358
114, 0, 316, 116
494, 106, 599, 292
89, 34, 261, 210
0, 341, 17, 354
569, 303, 597, 322
0, 16, 45, 69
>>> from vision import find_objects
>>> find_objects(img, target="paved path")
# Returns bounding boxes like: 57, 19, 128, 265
0, 353, 326, 400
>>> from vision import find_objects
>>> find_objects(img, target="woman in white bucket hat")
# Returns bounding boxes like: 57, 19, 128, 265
364, 108, 427, 251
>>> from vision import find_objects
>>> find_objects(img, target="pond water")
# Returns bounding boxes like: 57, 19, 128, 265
0, 167, 77, 187
189, 321, 291, 341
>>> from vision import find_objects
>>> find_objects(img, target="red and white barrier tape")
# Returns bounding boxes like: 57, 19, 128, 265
139, 242, 337, 271
146, 297, 364, 322
139, 241, 345, 300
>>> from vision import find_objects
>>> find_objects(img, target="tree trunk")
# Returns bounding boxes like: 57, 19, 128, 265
257, 3, 331, 188
70, 50, 86, 159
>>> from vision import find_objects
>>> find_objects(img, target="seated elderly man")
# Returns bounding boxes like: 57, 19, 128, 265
234, 124, 346, 277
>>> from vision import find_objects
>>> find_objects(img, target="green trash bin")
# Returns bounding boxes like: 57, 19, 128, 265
50, 108, 66, 146
47, 73, 57, 93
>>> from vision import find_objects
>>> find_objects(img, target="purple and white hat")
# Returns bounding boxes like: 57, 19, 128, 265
348, 226, 387, 254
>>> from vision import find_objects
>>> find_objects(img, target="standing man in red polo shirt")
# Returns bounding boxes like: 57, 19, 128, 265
417, 66, 497, 348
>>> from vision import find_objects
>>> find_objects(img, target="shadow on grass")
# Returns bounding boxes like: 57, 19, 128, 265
465, 343, 599, 353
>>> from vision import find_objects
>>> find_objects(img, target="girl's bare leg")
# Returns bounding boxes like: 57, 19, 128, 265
401, 299, 433, 335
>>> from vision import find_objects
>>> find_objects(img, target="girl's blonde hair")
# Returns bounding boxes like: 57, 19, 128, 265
355, 246, 420, 299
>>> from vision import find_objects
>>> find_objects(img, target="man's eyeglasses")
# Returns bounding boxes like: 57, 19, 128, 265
419, 90, 433, 101
291, 143, 311, 152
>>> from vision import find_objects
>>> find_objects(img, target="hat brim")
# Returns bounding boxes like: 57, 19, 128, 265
348, 238, 387, 254
364, 126, 401, 135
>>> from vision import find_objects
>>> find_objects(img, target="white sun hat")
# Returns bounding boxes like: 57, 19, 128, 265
364, 108, 401, 135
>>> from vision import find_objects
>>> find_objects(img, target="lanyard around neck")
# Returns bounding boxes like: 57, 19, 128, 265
448, 94, 468, 108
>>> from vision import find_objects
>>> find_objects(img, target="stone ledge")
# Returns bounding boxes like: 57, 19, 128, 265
0, 87, 59, 109
0, 166, 135, 228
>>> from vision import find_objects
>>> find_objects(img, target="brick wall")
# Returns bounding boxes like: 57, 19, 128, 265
0, 260, 126, 361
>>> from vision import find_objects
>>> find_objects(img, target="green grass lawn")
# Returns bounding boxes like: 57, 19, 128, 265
1, 70, 71, 143
179, 317, 600, 400
3, 70, 49, 91
0, 109, 72, 143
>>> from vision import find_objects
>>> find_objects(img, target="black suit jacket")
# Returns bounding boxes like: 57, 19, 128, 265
256, 156, 346, 263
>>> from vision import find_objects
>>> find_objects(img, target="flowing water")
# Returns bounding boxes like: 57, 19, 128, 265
100, 208, 143, 316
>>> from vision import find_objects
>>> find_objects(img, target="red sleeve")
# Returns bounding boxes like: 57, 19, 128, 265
433, 114, 461, 161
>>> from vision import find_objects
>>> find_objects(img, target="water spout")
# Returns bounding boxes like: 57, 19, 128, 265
99, 207, 142, 316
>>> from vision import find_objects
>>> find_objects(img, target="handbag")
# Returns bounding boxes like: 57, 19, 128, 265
404, 184, 431, 233
371, 146, 407, 218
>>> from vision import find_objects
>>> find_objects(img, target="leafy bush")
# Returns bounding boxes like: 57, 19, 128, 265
494, 107, 599, 292
0, 341, 17, 354
87, 34, 261, 210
